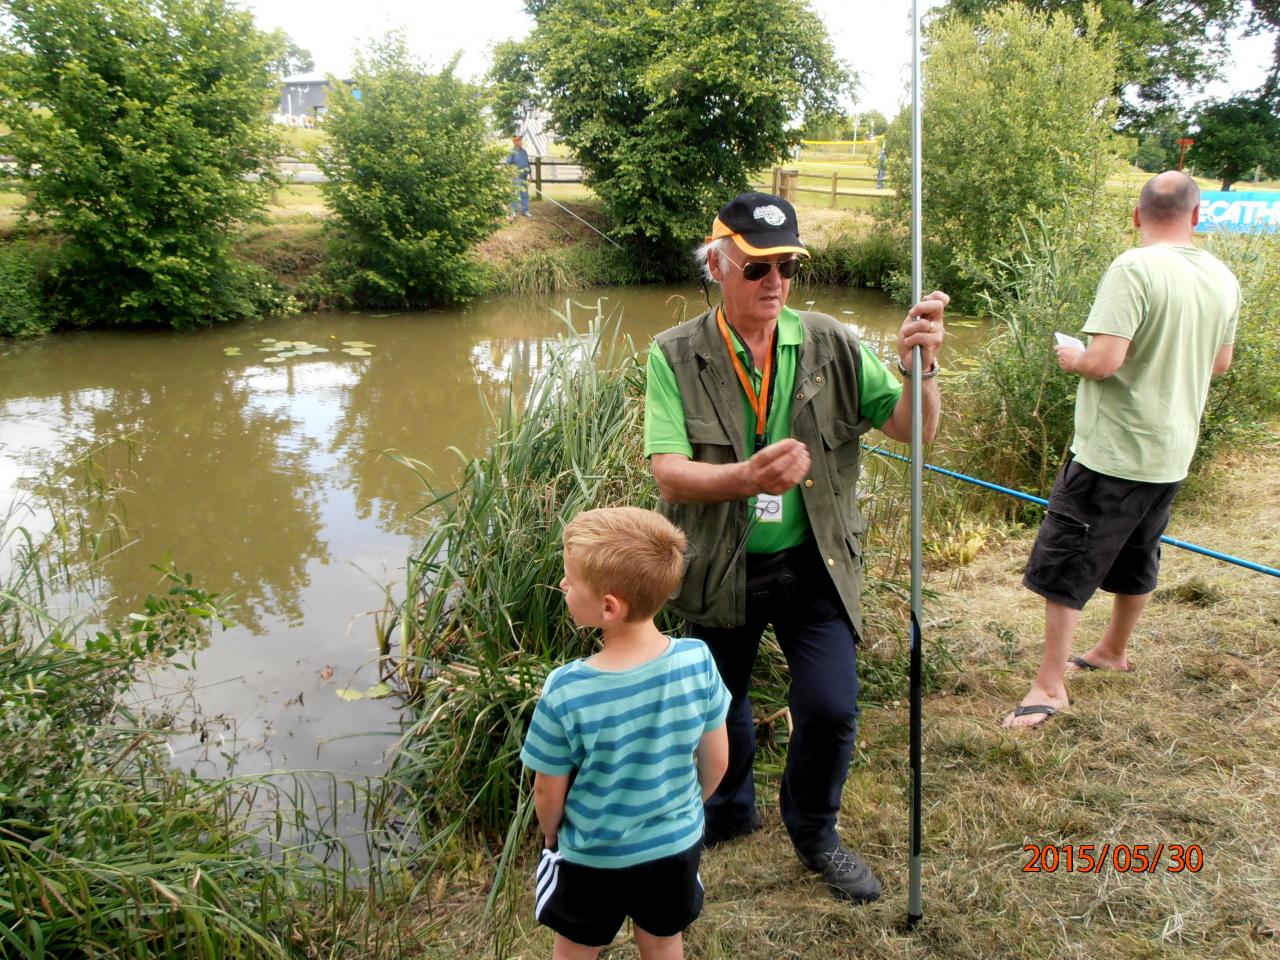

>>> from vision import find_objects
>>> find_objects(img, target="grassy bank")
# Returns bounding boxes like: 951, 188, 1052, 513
400, 421, 1280, 959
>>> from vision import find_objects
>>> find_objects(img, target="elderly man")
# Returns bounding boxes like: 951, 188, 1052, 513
1003, 171, 1239, 729
644, 192, 948, 902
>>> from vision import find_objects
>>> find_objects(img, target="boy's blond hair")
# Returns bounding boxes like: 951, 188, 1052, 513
562, 507, 687, 621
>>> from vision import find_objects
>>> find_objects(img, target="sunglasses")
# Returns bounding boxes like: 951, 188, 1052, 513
724, 254, 804, 282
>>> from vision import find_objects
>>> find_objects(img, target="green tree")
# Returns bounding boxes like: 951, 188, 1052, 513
1190, 94, 1280, 189
887, 4, 1120, 307
0, 0, 285, 329
267, 28, 314, 77
1132, 106, 1192, 173
941, 0, 1241, 125
524, 0, 853, 267
316, 35, 509, 306
856, 109, 889, 140
487, 38, 539, 136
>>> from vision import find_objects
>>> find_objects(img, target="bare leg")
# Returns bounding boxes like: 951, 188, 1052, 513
553, 934, 602, 960
634, 927, 684, 960
1066, 592, 1149, 673
1002, 600, 1079, 728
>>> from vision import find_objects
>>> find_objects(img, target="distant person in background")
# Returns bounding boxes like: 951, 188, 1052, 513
506, 134, 531, 221
1003, 171, 1240, 729
876, 145, 886, 190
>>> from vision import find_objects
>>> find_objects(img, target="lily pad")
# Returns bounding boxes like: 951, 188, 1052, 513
276, 351, 298, 359
365, 681, 394, 700
261, 337, 278, 344
342, 348, 372, 357
222, 347, 243, 356
263, 356, 287, 364
341, 340, 376, 348
335, 687, 365, 701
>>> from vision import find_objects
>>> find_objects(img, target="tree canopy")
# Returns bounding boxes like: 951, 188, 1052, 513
889, 3, 1120, 306
939, 0, 1253, 125
1190, 94, 1280, 189
508, 0, 853, 268
316, 36, 510, 306
0, 0, 285, 328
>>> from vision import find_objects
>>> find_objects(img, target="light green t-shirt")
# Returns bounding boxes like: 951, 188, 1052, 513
644, 307, 902, 554
1071, 244, 1240, 483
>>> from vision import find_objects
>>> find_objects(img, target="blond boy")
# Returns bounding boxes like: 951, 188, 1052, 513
520, 507, 730, 960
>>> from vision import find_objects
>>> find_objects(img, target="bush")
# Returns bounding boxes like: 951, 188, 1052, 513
317, 36, 509, 307
0, 0, 285, 329
943, 200, 1131, 502
944, 203, 1280, 508
885, 3, 1120, 310
0, 240, 51, 337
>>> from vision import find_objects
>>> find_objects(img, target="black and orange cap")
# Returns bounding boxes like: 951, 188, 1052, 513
707, 192, 809, 258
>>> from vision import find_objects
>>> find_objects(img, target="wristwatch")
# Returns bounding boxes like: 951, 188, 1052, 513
896, 357, 940, 380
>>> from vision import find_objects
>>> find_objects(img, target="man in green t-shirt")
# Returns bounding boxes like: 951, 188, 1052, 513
644, 192, 949, 902
1004, 171, 1240, 729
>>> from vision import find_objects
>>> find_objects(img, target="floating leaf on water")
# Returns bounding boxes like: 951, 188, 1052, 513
335, 687, 365, 701
310, 347, 330, 353
841, 310, 855, 315
276, 351, 298, 359
365, 681, 394, 700
260, 344, 287, 352
342, 348, 372, 357
261, 337, 277, 343
262, 356, 287, 363
342, 340, 376, 348
222, 347, 242, 356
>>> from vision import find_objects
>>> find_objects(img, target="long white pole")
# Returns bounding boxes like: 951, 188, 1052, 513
907, 0, 925, 931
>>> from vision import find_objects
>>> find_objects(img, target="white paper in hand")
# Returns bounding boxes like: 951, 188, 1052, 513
1054, 332, 1085, 351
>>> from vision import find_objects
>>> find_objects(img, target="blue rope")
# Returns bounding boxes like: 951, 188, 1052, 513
862, 444, 1280, 579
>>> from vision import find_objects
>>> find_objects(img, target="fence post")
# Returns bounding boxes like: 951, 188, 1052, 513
535, 157, 543, 199
771, 167, 780, 194
778, 168, 798, 202
831, 171, 839, 208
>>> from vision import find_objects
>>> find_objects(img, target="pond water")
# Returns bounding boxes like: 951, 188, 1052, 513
0, 285, 984, 788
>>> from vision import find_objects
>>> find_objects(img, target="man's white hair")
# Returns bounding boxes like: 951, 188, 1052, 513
693, 237, 733, 284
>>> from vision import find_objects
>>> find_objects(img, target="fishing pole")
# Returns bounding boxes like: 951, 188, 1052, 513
863, 445, 1280, 579
529, 179, 625, 250
907, 0, 925, 931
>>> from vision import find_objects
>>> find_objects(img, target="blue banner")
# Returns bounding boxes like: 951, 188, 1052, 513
1196, 190, 1280, 233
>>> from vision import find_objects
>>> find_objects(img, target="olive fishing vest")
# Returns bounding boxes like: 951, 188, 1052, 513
653, 308, 872, 632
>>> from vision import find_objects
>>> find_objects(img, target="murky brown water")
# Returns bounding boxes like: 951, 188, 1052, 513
0, 285, 983, 783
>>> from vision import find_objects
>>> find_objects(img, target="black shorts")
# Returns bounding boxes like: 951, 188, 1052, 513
534, 843, 704, 947
1023, 458, 1181, 610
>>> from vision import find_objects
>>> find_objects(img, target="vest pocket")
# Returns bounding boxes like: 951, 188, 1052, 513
686, 415, 736, 464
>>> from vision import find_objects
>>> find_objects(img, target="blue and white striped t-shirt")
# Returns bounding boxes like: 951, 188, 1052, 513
520, 637, 730, 868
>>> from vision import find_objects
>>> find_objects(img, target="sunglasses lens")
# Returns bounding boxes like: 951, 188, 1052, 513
742, 261, 771, 281
778, 258, 802, 279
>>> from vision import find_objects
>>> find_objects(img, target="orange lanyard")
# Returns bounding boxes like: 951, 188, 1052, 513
716, 307, 776, 452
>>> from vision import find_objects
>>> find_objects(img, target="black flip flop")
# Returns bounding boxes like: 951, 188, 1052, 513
1009, 703, 1058, 727
1068, 655, 1101, 671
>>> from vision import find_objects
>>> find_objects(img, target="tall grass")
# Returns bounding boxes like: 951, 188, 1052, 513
376, 305, 959, 944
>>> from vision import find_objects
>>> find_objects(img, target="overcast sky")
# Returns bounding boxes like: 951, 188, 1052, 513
246, 0, 1274, 117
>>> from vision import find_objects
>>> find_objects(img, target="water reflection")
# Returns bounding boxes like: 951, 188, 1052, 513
0, 285, 977, 779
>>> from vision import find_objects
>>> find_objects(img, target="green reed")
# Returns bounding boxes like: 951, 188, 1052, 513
1, 445, 412, 960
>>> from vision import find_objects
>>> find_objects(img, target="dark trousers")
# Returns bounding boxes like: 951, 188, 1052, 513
688, 538, 860, 854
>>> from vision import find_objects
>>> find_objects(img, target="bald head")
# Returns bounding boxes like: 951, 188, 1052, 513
1138, 171, 1200, 225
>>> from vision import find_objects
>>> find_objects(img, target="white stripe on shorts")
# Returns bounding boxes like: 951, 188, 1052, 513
535, 849, 564, 919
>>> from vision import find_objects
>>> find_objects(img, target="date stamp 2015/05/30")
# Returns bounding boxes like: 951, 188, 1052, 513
1022, 843, 1204, 875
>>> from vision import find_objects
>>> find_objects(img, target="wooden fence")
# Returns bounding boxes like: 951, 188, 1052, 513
767, 167, 893, 205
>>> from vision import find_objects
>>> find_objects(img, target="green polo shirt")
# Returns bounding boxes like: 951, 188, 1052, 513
645, 306, 902, 554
